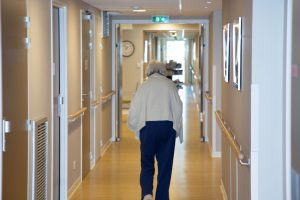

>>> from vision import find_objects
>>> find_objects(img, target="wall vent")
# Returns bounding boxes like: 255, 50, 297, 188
102, 11, 110, 38
31, 117, 48, 200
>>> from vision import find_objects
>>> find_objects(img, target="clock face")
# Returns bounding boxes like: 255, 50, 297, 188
122, 40, 135, 57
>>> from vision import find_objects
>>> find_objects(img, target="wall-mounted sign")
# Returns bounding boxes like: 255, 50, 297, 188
152, 16, 169, 23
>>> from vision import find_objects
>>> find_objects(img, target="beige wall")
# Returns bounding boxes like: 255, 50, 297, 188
28, 0, 111, 191
28, 0, 52, 199
121, 28, 144, 100
57, 0, 105, 188
222, 0, 252, 198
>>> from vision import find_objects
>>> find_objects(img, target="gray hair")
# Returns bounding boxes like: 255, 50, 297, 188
146, 61, 167, 77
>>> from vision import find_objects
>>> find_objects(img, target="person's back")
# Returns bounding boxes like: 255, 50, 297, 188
128, 61, 183, 200
139, 73, 178, 122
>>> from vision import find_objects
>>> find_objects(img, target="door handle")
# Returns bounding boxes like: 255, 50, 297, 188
2, 120, 11, 152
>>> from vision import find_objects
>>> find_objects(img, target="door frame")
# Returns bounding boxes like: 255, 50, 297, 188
111, 18, 209, 141
285, 0, 292, 199
0, 0, 3, 197
51, 2, 68, 199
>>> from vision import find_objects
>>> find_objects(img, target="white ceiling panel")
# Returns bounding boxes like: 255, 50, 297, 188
83, 0, 222, 16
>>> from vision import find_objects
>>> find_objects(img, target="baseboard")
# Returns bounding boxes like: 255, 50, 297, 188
220, 180, 229, 200
68, 176, 81, 199
101, 138, 112, 157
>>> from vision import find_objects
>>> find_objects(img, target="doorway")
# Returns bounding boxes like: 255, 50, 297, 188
52, 3, 68, 199
114, 22, 207, 143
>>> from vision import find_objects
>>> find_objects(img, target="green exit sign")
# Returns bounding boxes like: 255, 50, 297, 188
152, 16, 169, 23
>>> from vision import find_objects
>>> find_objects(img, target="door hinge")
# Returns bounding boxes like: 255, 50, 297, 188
25, 37, 31, 49
26, 120, 32, 132
2, 120, 11, 152
24, 16, 30, 28
200, 112, 204, 122
58, 95, 64, 105
58, 95, 64, 116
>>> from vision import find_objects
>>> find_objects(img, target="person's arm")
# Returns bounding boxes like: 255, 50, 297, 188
171, 86, 183, 143
127, 88, 142, 132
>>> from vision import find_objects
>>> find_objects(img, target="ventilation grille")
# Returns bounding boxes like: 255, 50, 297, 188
32, 117, 48, 200
102, 11, 110, 38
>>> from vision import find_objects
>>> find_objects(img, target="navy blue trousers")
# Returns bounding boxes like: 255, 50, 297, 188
140, 121, 176, 200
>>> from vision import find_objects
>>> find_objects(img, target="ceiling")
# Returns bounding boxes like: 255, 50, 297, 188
83, 0, 222, 17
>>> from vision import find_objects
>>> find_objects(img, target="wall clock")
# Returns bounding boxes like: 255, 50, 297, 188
122, 40, 135, 57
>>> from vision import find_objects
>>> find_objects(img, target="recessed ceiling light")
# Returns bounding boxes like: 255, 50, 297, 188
206, 1, 212, 4
204, 6, 209, 9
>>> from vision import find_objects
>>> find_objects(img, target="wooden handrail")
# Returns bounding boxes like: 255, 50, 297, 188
215, 110, 250, 166
205, 91, 213, 102
91, 99, 101, 107
68, 107, 87, 121
101, 91, 115, 101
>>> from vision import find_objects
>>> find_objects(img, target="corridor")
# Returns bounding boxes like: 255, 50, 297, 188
0, 0, 297, 199
70, 86, 221, 200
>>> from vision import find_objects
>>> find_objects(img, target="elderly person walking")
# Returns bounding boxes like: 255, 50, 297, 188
128, 61, 183, 200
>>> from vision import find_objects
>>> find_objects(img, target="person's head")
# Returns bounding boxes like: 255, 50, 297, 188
146, 61, 167, 77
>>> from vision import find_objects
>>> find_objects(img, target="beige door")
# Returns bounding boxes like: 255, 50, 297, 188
53, 6, 61, 199
81, 11, 91, 178
1, 0, 29, 199
116, 25, 121, 141
199, 25, 205, 141
292, 0, 300, 198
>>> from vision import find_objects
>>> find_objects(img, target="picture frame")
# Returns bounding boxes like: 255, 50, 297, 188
223, 23, 230, 83
232, 17, 243, 91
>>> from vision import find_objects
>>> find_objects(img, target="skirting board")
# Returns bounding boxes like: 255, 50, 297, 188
68, 176, 81, 199
101, 138, 112, 157
220, 180, 229, 200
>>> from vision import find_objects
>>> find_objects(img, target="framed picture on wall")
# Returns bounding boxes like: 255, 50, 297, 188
223, 23, 230, 83
232, 17, 243, 91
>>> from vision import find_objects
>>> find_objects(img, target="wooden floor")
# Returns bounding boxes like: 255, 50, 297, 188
70, 86, 222, 200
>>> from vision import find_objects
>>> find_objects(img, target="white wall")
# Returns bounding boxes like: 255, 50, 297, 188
208, 10, 222, 157
252, 0, 288, 199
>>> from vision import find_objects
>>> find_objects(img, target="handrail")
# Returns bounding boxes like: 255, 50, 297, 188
215, 111, 251, 166
205, 91, 213, 102
101, 91, 115, 102
91, 99, 101, 107
68, 107, 87, 122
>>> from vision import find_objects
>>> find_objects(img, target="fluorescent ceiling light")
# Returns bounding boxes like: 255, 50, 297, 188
133, 9, 147, 12
204, 6, 209, 9
132, 6, 146, 12
206, 1, 212, 4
